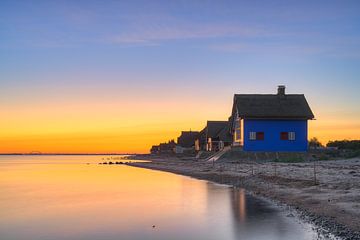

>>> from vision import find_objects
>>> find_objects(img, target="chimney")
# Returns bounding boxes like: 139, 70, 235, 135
277, 85, 285, 96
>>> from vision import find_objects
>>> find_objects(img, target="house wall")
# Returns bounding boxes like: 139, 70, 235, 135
243, 119, 308, 152
233, 117, 244, 146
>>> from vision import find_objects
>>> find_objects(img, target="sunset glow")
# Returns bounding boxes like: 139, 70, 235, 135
1, 1, 359, 153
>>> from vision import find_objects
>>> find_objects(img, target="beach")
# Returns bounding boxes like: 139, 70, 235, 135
128, 156, 360, 239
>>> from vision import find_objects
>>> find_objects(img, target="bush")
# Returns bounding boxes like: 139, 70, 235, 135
273, 156, 305, 163
318, 155, 329, 161
327, 140, 360, 150
309, 137, 323, 149
344, 149, 360, 159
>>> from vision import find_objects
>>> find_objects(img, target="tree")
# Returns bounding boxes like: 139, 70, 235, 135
309, 137, 323, 149
327, 140, 360, 150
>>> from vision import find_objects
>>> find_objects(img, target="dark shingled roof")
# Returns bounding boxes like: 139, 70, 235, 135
197, 121, 232, 143
233, 94, 314, 119
216, 125, 233, 142
207, 121, 228, 138
177, 131, 199, 148
196, 128, 207, 144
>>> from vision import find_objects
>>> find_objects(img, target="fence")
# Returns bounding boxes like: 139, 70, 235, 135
212, 160, 319, 185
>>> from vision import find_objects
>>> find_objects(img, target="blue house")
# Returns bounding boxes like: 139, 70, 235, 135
230, 86, 314, 152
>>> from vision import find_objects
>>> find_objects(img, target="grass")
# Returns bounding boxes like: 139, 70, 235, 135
344, 150, 360, 159
273, 156, 305, 163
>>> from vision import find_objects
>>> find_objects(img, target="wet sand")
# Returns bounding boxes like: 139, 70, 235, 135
128, 157, 360, 240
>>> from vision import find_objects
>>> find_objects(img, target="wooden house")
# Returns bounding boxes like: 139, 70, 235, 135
230, 86, 314, 152
195, 121, 232, 151
177, 131, 199, 149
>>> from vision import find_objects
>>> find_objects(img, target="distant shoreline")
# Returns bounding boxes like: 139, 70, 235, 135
0, 153, 136, 156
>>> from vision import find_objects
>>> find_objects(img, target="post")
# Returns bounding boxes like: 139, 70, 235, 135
313, 160, 317, 185
274, 163, 277, 177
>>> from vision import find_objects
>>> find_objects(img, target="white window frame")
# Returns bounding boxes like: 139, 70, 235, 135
289, 132, 296, 141
249, 132, 256, 140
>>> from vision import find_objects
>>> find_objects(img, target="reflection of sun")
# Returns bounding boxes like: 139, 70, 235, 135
239, 189, 246, 223
232, 188, 247, 223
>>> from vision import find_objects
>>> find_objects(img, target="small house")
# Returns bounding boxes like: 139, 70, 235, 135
195, 121, 232, 151
159, 140, 177, 154
230, 86, 314, 152
177, 131, 199, 149
150, 145, 160, 154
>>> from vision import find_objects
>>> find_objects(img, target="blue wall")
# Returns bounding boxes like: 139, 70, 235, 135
243, 119, 308, 152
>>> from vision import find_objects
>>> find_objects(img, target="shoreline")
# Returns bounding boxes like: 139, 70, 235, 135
128, 157, 360, 240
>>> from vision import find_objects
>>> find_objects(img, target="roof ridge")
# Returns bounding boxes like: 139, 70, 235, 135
207, 120, 228, 123
233, 93, 314, 119
234, 93, 305, 96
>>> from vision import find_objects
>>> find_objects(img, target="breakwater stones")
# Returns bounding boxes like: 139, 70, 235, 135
98, 161, 126, 165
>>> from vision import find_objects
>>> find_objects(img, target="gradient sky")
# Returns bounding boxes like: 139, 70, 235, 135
1, 0, 360, 153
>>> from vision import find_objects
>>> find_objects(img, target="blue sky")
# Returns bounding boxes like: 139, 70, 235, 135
1, 0, 360, 152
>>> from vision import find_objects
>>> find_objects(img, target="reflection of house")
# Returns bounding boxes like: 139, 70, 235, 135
195, 121, 232, 151
177, 131, 199, 148
230, 86, 314, 152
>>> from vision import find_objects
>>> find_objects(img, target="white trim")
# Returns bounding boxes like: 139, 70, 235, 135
249, 132, 256, 140
240, 118, 244, 145
289, 132, 296, 140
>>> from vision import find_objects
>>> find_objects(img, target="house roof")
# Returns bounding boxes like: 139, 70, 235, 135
177, 131, 199, 148
197, 121, 232, 143
232, 94, 314, 119
216, 124, 233, 142
206, 121, 229, 138
196, 128, 207, 143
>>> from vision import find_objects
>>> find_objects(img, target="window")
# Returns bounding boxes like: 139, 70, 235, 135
289, 132, 296, 140
256, 132, 264, 140
249, 132, 256, 140
234, 118, 241, 141
280, 132, 288, 140
280, 132, 296, 141
235, 129, 241, 140
249, 132, 264, 140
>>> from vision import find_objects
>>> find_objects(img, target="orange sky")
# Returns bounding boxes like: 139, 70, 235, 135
1, 90, 359, 154
0, 92, 227, 153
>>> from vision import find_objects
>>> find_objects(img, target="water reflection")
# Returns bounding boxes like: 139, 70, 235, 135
0, 156, 321, 240
231, 189, 246, 223
229, 188, 294, 240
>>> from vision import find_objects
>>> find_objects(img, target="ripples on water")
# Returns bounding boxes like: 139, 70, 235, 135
0, 155, 335, 240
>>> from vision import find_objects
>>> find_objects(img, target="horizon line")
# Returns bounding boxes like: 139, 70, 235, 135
0, 153, 141, 156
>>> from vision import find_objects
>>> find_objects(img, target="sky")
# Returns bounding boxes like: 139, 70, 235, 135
1, 0, 360, 153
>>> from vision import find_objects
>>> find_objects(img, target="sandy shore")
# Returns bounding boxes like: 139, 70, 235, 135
128, 157, 360, 240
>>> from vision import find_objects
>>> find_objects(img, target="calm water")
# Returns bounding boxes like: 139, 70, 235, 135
0, 155, 329, 240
